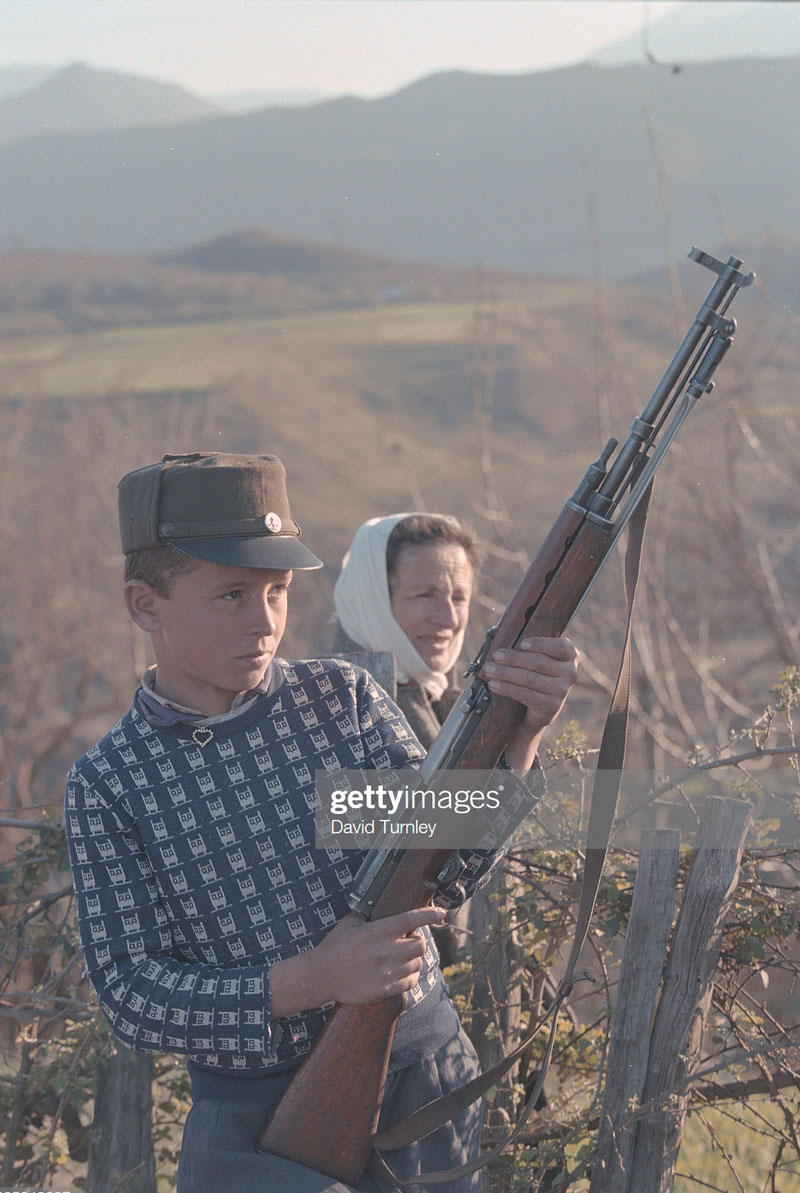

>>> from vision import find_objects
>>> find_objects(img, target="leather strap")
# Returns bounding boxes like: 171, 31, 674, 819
369, 484, 654, 1188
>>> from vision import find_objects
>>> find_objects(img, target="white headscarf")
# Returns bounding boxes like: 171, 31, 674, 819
333, 513, 467, 700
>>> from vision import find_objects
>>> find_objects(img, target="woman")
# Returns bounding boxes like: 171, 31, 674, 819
333, 511, 577, 765
332, 512, 481, 750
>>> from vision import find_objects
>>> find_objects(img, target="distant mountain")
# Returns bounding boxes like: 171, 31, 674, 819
0, 62, 219, 146
159, 227, 532, 304
594, 0, 800, 67
161, 227, 424, 285
0, 232, 532, 335
0, 57, 795, 280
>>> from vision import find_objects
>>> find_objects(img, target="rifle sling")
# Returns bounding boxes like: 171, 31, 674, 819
369, 485, 653, 1188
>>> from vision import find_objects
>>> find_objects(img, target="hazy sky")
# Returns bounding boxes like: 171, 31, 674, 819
0, 0, 688, 97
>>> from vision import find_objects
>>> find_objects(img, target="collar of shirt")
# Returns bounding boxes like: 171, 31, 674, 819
136, 664, 275, 728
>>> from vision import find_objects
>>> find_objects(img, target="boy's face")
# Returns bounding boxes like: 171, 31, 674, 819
126, 559, 292, 716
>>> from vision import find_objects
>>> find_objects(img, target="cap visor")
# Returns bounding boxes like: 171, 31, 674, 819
174, 536, 323, 570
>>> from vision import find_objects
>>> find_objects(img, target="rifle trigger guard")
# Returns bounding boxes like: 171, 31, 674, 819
423, 851, 469, 906
434, 851, 467, 886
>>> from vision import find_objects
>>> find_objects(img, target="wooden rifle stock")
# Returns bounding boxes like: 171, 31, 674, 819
258, 850, 452, 1183
260, 996, 405, 1184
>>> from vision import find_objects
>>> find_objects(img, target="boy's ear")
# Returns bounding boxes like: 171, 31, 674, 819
124, 580, 162, 632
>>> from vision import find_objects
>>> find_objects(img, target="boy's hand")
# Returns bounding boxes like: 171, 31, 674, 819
312, 908, 446, 1004
270, 907, 446, 1016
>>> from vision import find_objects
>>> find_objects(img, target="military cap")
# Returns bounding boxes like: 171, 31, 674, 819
118, 453, 323, 570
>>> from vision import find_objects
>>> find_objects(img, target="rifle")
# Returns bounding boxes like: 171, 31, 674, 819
259, 247, 754, 1184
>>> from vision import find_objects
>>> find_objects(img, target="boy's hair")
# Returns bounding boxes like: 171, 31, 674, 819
386, 514, 482, 583
124, 544, 199, 596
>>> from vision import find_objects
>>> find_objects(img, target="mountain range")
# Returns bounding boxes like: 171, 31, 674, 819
0, 54, 795, 281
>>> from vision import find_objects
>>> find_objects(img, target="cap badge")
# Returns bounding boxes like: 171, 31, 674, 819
264, 512, 282, 533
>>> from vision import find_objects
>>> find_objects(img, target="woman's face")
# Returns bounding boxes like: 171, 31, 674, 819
389, 542, 473, 672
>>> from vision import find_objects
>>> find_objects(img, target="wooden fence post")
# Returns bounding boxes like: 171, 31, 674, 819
627, 796, 750, 1193
588, 828, 680, 1193
87, 1047, 156, 1193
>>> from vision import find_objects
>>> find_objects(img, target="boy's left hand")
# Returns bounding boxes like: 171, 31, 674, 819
482, 635, 580, 772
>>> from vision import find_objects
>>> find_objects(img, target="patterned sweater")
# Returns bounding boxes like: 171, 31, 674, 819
65, 657, 508, 1081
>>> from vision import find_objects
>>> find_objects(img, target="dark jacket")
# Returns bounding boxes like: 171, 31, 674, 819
329, 624, 459, 748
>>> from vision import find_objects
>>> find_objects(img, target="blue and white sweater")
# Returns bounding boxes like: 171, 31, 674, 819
65, 657, 512, 1088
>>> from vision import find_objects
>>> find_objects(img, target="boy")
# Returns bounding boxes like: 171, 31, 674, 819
65, 452, 578, 1192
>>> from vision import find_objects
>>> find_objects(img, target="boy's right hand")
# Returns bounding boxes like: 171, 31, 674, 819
312, 908, 447, 1005
269, 906, 447, 1016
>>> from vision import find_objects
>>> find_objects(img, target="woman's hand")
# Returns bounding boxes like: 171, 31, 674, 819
481, 635, 580, 773
270, 907, 447, 1016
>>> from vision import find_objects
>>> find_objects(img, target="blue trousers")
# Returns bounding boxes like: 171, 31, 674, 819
177, 1028, 484, 1193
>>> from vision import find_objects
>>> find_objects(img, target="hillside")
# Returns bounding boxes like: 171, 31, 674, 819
0, 237, 537, 334
0, 62, 218, 146
161, 228, 423, 283
0, 57, 794, 279
159, 227, 539, 296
